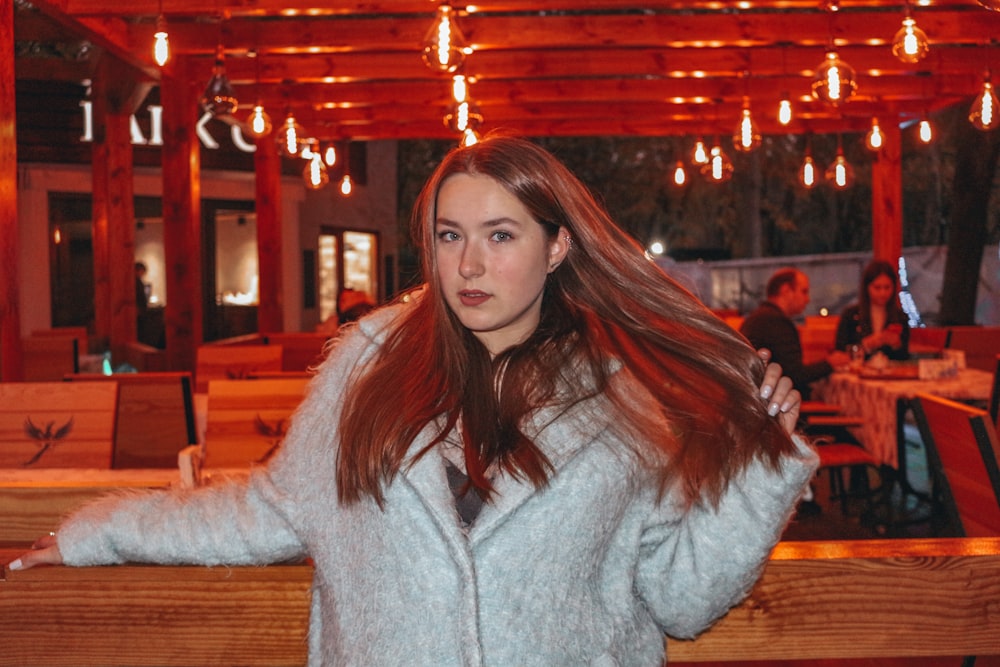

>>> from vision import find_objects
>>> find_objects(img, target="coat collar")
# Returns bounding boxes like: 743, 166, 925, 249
399, 390, 616, 549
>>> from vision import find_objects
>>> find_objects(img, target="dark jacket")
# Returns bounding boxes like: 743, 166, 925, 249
739, 301, 832, 399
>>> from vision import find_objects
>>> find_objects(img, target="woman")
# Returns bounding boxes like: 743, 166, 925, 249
835, 259, 910, 360
11, 136, 815, 666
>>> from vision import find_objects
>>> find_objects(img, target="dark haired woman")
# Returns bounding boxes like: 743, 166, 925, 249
835, 259, 910, 360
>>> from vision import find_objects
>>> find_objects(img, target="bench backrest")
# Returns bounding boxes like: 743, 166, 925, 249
0, 381, 116, 468
21, 336, 79, 382
946, 324, 1000, 372
66, 372, 197, 468
912, 392, 1000, 537
203, 377, 310, 468
262, 332, 331, 372
194, 344, 283, 394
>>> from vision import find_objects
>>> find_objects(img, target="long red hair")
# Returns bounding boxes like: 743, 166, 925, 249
337, 135, 795, 506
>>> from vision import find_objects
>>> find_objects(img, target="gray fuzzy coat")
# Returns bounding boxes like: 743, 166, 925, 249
58, 305, 818, 666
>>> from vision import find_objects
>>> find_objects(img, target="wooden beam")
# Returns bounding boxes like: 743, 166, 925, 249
255, 132, 283, 333
871, 121, 903, 264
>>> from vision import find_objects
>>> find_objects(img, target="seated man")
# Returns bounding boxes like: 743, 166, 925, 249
740, 267, 849, 400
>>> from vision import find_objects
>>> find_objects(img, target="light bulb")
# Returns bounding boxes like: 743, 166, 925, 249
865, 117, 884, 151
799, 155, 818, 189
891, 16, 929, 64
460, 128, 480, 147
153, 15, 169, 67
700, 144, 733, 183
278, 113, 304, 157
421, 4, 468, 73
778, 97, 792, 125
824, 151, 854, 189
970, 72, 1000, 131
340, 174, 353, 196
691, 138, 709, 165
445, 100, 484, 134
733, 99, 761, 152
672, 160, 687, 187
452, 74, 468, 103
246, 105, 272, 139
201, 45, 237, 116
324, 145, 337, 166
918, 118, 933, 144
303, 153, 329, 190
811, 51, 857, 106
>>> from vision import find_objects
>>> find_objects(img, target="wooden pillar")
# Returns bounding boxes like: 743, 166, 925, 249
255, 134, 283, 333
91, 56, 152, 363
871, 121, 903, 264
0, 0, 22, 381
160, 58, 203, 372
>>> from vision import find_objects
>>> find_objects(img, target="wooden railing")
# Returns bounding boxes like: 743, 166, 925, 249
3, 537, 999, 666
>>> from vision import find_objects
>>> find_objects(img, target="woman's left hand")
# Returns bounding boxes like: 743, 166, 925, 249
755, 348, 801, 436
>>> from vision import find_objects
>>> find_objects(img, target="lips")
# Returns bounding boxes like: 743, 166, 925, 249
458, 290, 490, 307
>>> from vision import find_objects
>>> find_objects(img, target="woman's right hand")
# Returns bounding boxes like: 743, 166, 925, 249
7, 533, 63, 571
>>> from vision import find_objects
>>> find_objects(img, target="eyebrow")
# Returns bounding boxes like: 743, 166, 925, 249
435, 216, 526, 229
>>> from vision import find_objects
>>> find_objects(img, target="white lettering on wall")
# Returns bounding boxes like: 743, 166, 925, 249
80, 101, 255, 153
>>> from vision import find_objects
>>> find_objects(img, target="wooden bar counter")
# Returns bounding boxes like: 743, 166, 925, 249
2, 538, 999, 666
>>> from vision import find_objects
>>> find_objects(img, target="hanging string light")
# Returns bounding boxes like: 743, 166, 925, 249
824, 136, 854, 189
701, 140, 733, 183
153, 0, 170, 68
970, 68, 1000, 131
444, 74, 484, 134
421, 4, 469, 73
460, 128, 480, 147
918, 115, 934, 144
691, 137, 709, 165
277, 111, 305, 157
811, 50, 857, 106
303, 144, 329, 190
891, 8, 930, 64
201, 44, 238, 116
778, 96, 792, 126
799, 154, 819, 189
245, 49, 272, 139
733, 96, 761, 152
865, 117, 885, 152
324, 144, 337, 167
672, 160, 687, 187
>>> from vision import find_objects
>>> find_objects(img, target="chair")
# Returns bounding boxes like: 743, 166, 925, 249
21, 336, 79, 381
202, 377, 310, 468
912, 393, 1000, 537
66, 372, 197, 468
814, 441, 882, 517
946, 325, 1000, 372
194, 344, 283, 394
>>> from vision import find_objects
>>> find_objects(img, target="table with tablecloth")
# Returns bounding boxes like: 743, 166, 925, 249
812, 368, 993, 470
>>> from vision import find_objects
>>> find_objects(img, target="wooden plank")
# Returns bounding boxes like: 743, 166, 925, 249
668, 538, 1000, 661
194, 344, 283, 394
264, 332, 331, 372
0, 548, 312, 667
0, 468, 179, 541
203, 378, 309, 468
0, 382, 116, 468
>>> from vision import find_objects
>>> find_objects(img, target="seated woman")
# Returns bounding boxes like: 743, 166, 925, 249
835, 259, 910, 360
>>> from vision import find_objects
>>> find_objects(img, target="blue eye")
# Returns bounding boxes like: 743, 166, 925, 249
491, 231, 512, 242
436, 230, 459, 242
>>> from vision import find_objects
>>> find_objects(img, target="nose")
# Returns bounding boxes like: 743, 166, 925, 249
458, 242, 484, 279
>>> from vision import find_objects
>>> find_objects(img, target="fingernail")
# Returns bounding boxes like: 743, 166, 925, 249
760, 385, 773, 400
8, 558, 22, 571
768, 402, 780, 417
781, 400, 793, 413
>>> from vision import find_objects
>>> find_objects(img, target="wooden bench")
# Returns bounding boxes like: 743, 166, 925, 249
194, 344, 283, 394
0, 381, 117, 468
2, 537, 997, 666
202, 377, 310, 468
263, 332, 331, 372
66, 373, 197, 469
947, 325, 1000, 372
21, 336, 80, 382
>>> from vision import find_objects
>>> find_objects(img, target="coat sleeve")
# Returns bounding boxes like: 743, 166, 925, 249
56, 320, 384, 568
633, 435, 818, 640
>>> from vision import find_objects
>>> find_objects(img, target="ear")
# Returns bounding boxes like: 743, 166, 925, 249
547, 226, 571, 273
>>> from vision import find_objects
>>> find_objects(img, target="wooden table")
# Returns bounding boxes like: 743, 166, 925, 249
812, 367, 993, 508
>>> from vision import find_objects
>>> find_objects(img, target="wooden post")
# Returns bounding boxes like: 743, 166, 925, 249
90, 54, 152, 362
0, 0, 22, 381
160, 58, 203, 372
255, 133, 283, 333
871, 121, 903, 264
